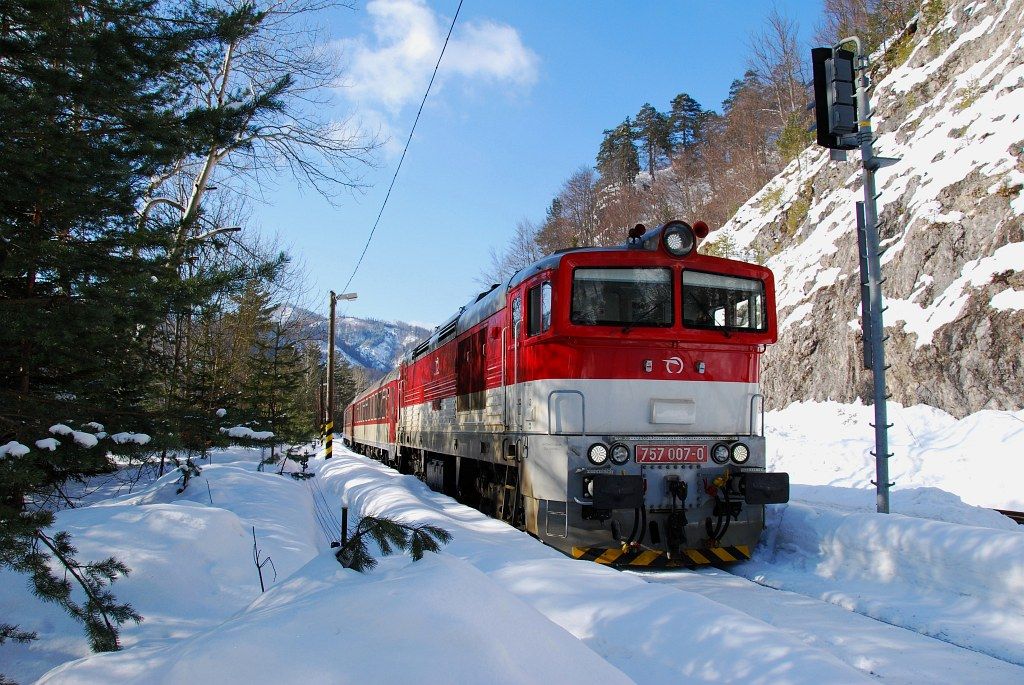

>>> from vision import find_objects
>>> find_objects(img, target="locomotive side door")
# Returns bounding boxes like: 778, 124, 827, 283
506, 294, 523, 431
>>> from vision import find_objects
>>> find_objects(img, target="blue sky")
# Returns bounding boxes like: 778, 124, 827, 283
255, 0, 825, 327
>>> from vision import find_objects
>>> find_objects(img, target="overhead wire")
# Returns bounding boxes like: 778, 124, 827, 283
338, 0, 465, 299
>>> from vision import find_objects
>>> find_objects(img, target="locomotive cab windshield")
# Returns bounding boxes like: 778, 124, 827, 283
682, 271, 767, 332
571, 267, 673, 327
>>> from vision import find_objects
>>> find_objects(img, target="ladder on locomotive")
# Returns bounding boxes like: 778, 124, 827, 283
497, 463, 520, 525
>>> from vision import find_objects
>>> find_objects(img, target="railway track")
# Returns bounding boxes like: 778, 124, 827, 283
995, 509, 1024, 524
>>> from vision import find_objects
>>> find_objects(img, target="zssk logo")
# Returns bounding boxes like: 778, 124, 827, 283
663, 356, 684, 374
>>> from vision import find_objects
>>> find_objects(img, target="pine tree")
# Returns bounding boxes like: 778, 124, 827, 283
596, 118, 640, 187
229, 283, 313, 464
335, 516, 452, 572
669, 93, 705, 150
0, 0, 259, 653
633, 103, 671, 179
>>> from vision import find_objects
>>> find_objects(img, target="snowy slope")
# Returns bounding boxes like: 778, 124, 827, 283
716, 0, 1024, 415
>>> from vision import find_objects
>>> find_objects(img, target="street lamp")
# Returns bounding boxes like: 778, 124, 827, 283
325, 290, 357, 458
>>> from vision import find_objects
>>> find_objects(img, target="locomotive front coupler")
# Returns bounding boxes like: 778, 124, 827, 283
664, 476, 688, 556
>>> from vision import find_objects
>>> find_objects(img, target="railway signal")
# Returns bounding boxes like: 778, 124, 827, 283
812, 38, 900, 513
810, 47, 859, 151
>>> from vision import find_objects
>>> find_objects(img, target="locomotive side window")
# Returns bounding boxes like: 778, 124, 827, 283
527, 282, 552, 335
512, 296, 522, 338
682, 271, 766, 331
571, 267, 672, 327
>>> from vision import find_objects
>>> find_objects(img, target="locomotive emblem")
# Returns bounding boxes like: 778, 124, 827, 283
663, 356, 684, 374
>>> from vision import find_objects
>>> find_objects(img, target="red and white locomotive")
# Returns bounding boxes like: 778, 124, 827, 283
345, 220, 789, 566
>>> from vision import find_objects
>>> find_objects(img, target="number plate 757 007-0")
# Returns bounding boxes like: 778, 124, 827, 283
634, 444, 708, 463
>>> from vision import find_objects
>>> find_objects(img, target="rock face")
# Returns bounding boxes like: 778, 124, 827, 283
717, 0, 1024, 417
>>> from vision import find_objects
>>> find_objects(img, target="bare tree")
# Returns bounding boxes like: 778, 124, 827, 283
141, 0, 380, 265
536, 168, 600, 252
478, 218, 545, 286
815, 0, 916, 52
748, 5, 808, 129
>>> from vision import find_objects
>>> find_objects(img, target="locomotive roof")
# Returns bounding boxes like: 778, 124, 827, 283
402, 222, 750, 364
402, 238, 671, 363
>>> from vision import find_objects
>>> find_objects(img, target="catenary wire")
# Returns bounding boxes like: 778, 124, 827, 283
338, 0, 464, 298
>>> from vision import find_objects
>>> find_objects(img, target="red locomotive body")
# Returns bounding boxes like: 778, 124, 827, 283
346, 221, 789, 566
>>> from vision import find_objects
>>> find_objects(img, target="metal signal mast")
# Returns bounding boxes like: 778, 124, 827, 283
811, 38, 900, 513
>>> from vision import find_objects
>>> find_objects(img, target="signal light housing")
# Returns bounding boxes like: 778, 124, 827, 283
811, 47, 859, 151
662, 221, 696, 257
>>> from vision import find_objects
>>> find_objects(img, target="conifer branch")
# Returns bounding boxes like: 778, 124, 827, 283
334, 516, 451, 572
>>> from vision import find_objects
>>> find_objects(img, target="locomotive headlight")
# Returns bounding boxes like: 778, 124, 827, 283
587, 443, 609, 466
711, 443, 731, 464
662, 222, 696, 257
731, 442, 750, 464
610, 443, 630, 465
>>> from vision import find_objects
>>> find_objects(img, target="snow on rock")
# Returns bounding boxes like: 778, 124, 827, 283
0, 441, 30, 459
40, 554, 632, 685
885, 241, 1024, 347
990, 287, 1024, 311
220, 426, 274, 440
49, 423, 73, 436
713, 0, 1024, 416
35, 438, 60, 451
110, 432, 152, 445
215, 408, 227, 417
85, 422, 104, 432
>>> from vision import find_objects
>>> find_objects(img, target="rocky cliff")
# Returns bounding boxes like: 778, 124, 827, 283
716, 0, 1024, 417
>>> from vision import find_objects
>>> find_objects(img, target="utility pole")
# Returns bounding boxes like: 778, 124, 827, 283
325, 291, 357, 459
811, 37, 899, 513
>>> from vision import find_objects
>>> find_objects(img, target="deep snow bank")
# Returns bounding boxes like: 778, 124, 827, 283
316, 452, 873, 684
39, 553, 632, 685
744, 501, 1024, 665
0, 460, 322, 683
766, 401, 1024, 512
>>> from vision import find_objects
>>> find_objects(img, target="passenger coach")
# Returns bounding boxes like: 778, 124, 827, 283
346, 220, 789, 566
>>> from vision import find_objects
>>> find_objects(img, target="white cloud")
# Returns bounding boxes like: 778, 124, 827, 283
338, 0, 538, 114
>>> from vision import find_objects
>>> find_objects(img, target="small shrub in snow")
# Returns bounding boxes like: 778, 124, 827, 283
335, 516, 451, 572
700, 233, 738, 259
759, 187, 784, 211
954, 82, 981, 112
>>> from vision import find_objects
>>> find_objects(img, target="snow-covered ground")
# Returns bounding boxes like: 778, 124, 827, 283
2, 403, 1022, 684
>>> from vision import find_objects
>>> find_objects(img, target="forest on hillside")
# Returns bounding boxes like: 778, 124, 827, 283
482, 0, 935, 283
